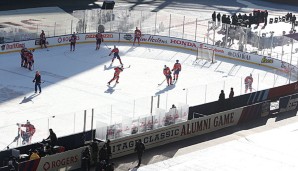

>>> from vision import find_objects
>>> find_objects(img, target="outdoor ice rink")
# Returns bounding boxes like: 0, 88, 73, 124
1, 0, 298, 171
0, 42, 290, 149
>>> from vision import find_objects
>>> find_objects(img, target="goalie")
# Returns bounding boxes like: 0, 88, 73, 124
16, 120, 36, 145
244, 74, 253, 93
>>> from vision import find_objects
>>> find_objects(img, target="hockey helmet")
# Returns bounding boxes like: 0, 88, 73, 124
176, 60, 179, 63
250, 73, 252, 77
164, 65, 167, 68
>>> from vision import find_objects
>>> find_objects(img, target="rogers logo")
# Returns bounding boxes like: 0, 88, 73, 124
42, 155, 79, 170
58, 36, 80, 43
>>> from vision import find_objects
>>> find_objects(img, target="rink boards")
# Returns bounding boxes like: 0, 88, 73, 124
0, 32, 297, 75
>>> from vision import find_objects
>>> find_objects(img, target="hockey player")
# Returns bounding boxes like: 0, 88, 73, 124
133, 27, 142, 46
95, 31, 104, 50
26, 51, 34, 71
17, 120, 36, 145
163, 65, 172, 86
40, 30, 47, 49
70, 32, 77, 51
20, 47, 28, 67
245, 73, 253, 93
109, 45, 123, 65
23, 50, 31, 69
108, 66, 123, 85
172, 60, 181, 81
33, 71, 42, 93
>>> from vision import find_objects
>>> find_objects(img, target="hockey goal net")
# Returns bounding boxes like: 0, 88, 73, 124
196, 46, 216, 63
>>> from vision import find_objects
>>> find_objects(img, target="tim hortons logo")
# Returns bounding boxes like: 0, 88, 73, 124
5, 43, 25, 50
170, 39, 196, 47
123, 34, 133, 40
261, 56, 273, 63
140, 36, 167, 44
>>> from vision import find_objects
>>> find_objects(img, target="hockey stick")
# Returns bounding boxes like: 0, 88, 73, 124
123, 65, 131, 69
104, 42, 111, 49
158, 78, 166, 86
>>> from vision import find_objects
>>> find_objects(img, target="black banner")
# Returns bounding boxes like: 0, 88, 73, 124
279, 93, 298, 113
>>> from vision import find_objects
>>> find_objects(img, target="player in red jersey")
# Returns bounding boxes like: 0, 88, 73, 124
40, 30, 47, 49
26, 51, 34, 71
70, 32, 77, 51
108, 66, 124, 85
109, 45, 123, 65
172, 60, 182, 81
20, 47, 28, 67
133, 27, 141, 46
17, 120, 36, 145
95, 31, 104, 50
245, 74, 253, 93
163, 65, 173, 86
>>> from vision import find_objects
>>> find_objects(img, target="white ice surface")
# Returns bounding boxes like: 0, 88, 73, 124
0, 42, 290, 150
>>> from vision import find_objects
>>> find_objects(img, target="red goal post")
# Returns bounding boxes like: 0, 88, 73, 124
197, 46, 216, 63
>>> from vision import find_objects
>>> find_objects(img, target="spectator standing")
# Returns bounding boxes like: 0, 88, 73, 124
98, 144, 108, 162
248, 13, 253, 28
134, 139, 145, 167
219, 90, 225, 101
97, 147, 106, 170
212, 11, 216, 22
229, 87, 234, 98
227, 15, 231, 25
217, 13, 221, 25
264, 10, 268, 26
219, 90, 225, 110
106, 139, 112, 163
82, 147, 91, 171
292, 15, 296, 29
